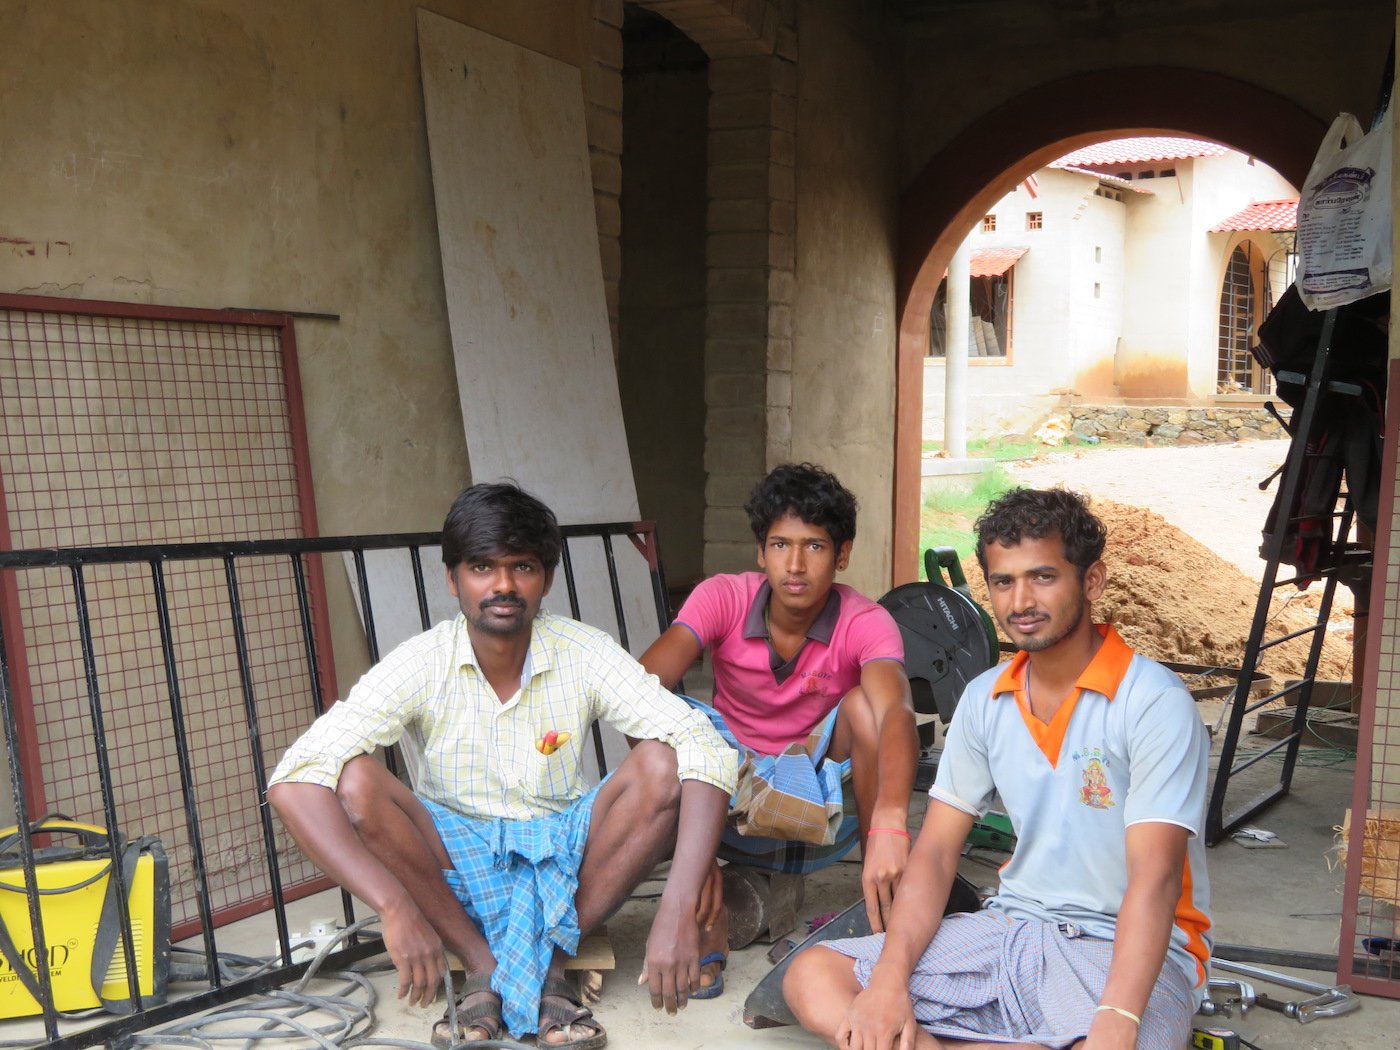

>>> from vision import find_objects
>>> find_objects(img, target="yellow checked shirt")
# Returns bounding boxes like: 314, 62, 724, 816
268, 611, 737, 820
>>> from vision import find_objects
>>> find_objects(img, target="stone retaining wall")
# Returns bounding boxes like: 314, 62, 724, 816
1067, 405, 1289, 446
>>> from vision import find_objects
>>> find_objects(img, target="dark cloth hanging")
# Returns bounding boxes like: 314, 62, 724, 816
1252, 287, 1389, 581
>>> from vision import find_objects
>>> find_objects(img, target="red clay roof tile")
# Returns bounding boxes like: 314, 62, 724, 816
1051, 136, 1232, 168
1208, 199, 1298, 232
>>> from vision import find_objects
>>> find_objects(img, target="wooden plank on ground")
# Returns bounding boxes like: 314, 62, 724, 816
446, 929, 615, 974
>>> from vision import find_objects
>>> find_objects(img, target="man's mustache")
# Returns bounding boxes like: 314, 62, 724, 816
479, 595, 526, 610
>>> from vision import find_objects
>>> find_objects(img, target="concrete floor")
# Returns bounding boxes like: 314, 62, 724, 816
22, 708, 1400, 1050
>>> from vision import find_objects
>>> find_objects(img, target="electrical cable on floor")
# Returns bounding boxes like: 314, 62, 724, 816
1, 916, 537, 1050
124, 865, 723, 1048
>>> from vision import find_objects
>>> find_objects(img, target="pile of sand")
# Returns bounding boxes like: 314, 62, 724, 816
961, 499, 1352, 682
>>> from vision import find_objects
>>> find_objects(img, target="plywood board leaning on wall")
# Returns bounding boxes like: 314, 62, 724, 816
417, 11, 660, 777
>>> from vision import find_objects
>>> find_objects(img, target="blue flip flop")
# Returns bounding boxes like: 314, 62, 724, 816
692, 951, 727, 1000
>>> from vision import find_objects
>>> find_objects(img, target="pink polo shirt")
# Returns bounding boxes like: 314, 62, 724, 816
675, 572, 905, 755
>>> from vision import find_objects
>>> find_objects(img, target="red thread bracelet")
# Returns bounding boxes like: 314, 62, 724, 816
868, 827, 912, 840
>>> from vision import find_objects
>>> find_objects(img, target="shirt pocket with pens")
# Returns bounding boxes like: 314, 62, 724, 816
528, 721, 582, 800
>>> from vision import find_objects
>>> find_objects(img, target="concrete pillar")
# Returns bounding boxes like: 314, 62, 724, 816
944, 235, 971, 459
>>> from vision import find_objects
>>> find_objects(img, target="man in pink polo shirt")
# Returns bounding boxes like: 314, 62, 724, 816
641, 463, 917, 998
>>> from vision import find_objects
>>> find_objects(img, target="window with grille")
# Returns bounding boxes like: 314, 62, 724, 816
1026, 212, 1043, 230
981, 214, 997, 232
927, 272, 1014, 359
1216, 243, 1270, 393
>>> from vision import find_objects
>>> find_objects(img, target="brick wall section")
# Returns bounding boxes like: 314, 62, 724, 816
589, 0, 626, 355
618, 0, 796, 571
703, 44, 796, 571
638, 0, 789, 58
612, 1, 792, 363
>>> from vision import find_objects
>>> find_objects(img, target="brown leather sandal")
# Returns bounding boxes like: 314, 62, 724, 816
430, 971, 503, 1049
536, 975, 607, 1050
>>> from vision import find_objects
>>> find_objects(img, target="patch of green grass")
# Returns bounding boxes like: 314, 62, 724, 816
921, 435, 1043, 461
922, 464, 1015, 514
972, 436, 1042, 461
918, 522, 978, 564
916, 466, 1018, 571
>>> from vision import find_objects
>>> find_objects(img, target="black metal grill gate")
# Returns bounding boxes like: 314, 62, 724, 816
0, 522, 669, 1048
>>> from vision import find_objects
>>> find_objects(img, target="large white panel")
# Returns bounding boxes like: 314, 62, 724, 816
417, 13, 659, 734
417, 10, 637, 520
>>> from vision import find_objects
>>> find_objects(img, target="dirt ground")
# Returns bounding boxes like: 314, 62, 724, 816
1007, 439, 1291, 583
972, 438, 1358, 682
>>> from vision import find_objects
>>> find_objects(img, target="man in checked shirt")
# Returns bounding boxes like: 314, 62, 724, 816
266, 482, 738, 1050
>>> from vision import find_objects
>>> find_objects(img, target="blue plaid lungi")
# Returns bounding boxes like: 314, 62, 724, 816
420, 779, 604, 1037
684, 695, 858, 875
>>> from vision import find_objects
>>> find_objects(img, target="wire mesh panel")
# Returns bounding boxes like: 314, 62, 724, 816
1339, 355, 1400, 996
0, 298, 329, 935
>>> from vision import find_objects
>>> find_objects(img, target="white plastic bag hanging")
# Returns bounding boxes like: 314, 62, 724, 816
1295, 105, 1392, 310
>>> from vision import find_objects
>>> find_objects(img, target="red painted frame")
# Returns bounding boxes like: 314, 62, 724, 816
0, 292, 339, 818
1337, 356, 1400, 997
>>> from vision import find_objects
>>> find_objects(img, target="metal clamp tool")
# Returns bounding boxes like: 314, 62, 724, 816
1198, 977, 1256, 1017
1212, 959, 1359, 1023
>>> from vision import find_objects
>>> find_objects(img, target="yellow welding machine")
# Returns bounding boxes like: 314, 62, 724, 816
0, 816, 169, 1018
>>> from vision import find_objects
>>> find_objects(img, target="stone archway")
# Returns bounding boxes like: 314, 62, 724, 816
891, 68, 1326, 582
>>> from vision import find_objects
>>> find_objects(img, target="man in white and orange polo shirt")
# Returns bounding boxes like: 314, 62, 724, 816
785, 487, 1212, 1050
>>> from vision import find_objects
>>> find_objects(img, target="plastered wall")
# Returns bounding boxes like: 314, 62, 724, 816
0, 1, 591, 687
791, 0, 899, 595
1119, 165, 1198, 393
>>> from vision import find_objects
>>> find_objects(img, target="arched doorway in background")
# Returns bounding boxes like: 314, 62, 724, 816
892, 68, 1325, 583
1217, 241, 1271, 395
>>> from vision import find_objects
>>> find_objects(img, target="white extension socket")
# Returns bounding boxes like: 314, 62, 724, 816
277, 917, 343, 963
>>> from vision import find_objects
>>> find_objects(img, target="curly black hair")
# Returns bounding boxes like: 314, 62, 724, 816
974, 487, 1106, 576
441, 481, 562, 572
744, 463, 858, 548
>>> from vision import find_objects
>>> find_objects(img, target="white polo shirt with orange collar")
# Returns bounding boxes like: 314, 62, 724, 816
931, 624, 1213, 1005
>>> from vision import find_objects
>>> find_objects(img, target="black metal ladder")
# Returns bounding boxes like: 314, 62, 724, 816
1205, 309, 1372, 844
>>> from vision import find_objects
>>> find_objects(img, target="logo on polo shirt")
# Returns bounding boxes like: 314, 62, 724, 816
1072, 748, 1115, 810
799, 671, 833, 695
1079, 758, 1115, 809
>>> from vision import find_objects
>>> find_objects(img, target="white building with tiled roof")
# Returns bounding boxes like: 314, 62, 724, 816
924, 137, 1299, 439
